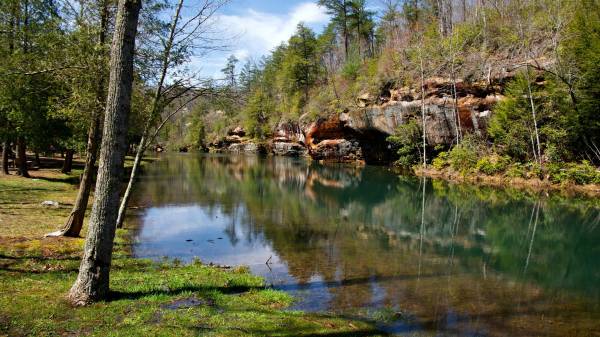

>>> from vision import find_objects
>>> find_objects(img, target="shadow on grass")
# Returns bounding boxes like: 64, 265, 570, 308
109, 284, 263, 302
34, 175, 81, 185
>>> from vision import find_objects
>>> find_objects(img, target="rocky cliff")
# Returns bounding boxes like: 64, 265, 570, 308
211, 78, 504, 164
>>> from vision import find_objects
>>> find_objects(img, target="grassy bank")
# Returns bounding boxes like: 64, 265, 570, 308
0, 169, 384, 337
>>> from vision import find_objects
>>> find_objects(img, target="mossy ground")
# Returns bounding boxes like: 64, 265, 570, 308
0, 165, 384, 337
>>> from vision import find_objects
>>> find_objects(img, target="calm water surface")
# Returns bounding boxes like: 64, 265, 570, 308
131, 154, 600, 336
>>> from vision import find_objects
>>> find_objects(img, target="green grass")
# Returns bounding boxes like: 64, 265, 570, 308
0, 170, 385, 337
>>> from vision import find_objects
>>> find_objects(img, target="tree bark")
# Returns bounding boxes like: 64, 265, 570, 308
342, 1, 349, 60
525, 66, 542, 163
16, 136, 29, 178
420, 53, 427, 168
115, 136, 144, 228
116, 0, 184, 229
57, 114, 101, 237
68, 0, 141, 306
33, 151, 40, 168
1, 141, 9, 175
56, 0, 110, 238
61, 149, 74, 174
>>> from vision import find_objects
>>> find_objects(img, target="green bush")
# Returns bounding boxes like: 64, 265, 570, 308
432, 151, 449, 170
448, 136, 482, 173
506, 163, 527, 178
388, 120, 422, 168
525, 162, 543, 179
547, 161, 600, 185
476, 155, 510, 175
341, 57, 361, 80
505, 162, 544, 179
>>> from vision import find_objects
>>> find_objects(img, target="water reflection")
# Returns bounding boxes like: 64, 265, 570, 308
131, 154, 600, 336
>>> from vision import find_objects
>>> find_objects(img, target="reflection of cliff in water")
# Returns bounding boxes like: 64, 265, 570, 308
132, 154, 600, 336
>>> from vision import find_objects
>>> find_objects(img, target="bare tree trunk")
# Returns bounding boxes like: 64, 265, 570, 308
62, 149, 74, 174
56, 114, 101, 237
342, 1, 349, 60
1, 141, 9, 175
33, 151, 40, 168
420, 55, 427, 168
450, 47, 462, 144
525, 66, 542, 163
16, 136, 29, 178
115, 136, 144, 228
54, 0, 110, 238
116, 0, 184, 229
68, 0, 141, 306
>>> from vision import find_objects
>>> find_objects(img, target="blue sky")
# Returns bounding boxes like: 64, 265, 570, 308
192, 0, 331, 79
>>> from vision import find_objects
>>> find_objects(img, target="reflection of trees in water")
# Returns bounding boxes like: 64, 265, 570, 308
133, 154, 600, 335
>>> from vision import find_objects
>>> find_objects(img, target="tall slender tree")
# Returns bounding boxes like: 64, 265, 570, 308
318, 0, 350, 60
68, 0, 142, 305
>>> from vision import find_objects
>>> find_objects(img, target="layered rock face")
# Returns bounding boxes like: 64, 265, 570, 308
209, 127, 262, 153
271, 122, 308, 156
304, 79, 501, 163
211, 79, 503, 164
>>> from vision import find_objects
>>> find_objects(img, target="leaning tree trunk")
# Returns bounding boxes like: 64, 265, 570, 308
68, 0, 141, 306
55, 0, 109, 238
116, 0, 184, 229
55, 114, 102, 237
16, 136, 29, 178
62, 149, 74, 174
1, 140, 9, 175
115, 136, 144, 228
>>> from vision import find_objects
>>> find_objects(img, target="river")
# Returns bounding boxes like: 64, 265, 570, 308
130, 153, 600, 336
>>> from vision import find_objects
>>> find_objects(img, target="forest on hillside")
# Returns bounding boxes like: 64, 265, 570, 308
178, 0, 600, 184
1, 0, 600, 185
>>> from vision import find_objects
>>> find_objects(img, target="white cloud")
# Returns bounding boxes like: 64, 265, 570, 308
195, 2, 330, 78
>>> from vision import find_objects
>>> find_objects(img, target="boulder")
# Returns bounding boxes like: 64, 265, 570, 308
310, 139, 362, 162
228, 142, 259, 153
272, 141, 308, 156
229, 126, 246, 137
271, 121, 308, 156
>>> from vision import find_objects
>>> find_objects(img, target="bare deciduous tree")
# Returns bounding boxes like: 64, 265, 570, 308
115, 0, 229, 229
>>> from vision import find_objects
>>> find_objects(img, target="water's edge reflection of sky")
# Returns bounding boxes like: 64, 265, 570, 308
131, 154, 600, 336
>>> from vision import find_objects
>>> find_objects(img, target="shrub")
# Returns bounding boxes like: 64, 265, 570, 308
341, 57, 361, 80
476, 155, 510, 175
525, 162, 543, 179
448, 136, 482, 173
388, 120, 422, 167
547, 161, 600, 185
505, 162, 544, 179
506, 163, 527, 178
432, 151, 449, 170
